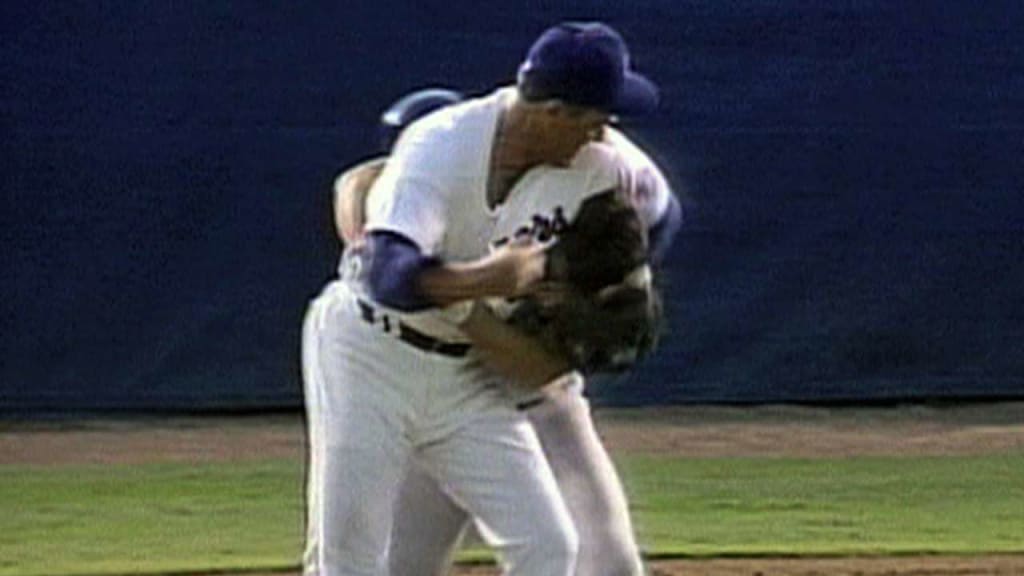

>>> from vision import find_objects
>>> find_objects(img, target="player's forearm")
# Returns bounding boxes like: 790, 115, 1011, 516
647, 193, 682, 264
418, 262, 518, 306
365, 229, 544, 311
417, 240, 545, 306
365, 232, 540, 312
460, 303, 571, 389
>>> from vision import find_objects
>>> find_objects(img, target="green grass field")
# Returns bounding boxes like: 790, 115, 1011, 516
1, 454, 1022, 576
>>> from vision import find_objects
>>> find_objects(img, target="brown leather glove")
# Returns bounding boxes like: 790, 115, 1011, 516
509, 190, 663, 374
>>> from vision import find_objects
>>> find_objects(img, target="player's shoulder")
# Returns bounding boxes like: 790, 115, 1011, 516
389, 90, 504, 178
602, 127, 659, 172
508, 142, 622, 216
582, 129, 673, 227
565, 128, 659, 183
568, 141, 627, 188
399, 90, 502, 149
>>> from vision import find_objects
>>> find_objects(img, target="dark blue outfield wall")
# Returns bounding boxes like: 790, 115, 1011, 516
3, 1, 1023, 412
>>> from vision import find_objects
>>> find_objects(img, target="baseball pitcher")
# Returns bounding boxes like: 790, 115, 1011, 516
332, 95, 681, 575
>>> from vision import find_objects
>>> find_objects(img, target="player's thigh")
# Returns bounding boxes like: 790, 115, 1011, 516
305, 414, 411, 570
527, 380, 629, 515
527, 382, 644, 575
388, 461, 472, 576
302, 295, 415, 570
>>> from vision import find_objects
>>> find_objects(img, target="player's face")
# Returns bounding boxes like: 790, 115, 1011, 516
539, 104, 610, 166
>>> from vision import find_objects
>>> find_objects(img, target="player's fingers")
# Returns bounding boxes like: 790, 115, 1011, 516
508, 233, 541, 249
521, 246, 549, 291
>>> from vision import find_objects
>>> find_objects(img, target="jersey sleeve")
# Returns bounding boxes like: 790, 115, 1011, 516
363, 133, 450, 256
365, 174, 447, 255
629, 163, 672, 229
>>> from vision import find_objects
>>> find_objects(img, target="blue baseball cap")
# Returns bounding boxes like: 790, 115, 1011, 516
517, 22, 659, 116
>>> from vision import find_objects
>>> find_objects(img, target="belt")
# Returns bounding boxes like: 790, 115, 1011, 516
356, 299, 471, 358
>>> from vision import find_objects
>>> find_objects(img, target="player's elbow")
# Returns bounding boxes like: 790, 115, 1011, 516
647, 193, 683, 265
365, 231, 438, 312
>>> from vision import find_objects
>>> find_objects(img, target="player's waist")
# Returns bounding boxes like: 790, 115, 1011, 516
354, 297, 471, 359
314, 281, 472, 358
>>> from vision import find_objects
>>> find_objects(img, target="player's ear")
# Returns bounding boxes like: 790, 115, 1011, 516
541, 100, 567, 118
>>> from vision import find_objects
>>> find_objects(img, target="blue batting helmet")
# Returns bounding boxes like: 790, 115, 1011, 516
378, 88, 464, 151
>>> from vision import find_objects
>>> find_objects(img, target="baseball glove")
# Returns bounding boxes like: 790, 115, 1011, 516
508, 189, 664, 374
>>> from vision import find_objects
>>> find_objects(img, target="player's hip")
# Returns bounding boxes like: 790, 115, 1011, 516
304, 281, 512, 405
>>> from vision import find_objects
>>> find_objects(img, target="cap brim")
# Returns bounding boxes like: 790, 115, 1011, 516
611, 71, 659, 116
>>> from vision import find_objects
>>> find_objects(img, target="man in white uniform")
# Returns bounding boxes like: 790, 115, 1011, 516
334, 89, 681, 575
302, 22, 662, 576
386, 127, 680, 576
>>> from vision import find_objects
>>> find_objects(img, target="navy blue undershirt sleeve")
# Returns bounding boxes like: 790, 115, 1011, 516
364, 231, 440, 312
647, 193, 683, 265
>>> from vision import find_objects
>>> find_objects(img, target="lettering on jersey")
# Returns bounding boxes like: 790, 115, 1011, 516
491, 206, 569, 248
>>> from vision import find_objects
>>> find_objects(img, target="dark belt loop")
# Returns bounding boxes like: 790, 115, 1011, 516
516, 397, 547, 411
357, 299, 375, 323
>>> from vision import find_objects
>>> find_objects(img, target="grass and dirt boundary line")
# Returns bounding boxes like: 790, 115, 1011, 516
2, 403, 1022, 575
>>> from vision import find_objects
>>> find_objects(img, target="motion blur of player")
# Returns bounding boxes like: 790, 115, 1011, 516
331, 82, 681, 575
303, 21, 676, 576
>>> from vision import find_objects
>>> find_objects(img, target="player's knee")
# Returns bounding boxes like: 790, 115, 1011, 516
532, 517, 580, 571
548, 518, 581, 565
578, 525, 644, 576
593, 551, 644, 576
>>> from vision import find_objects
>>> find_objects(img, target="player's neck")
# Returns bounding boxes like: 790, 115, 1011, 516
487, 103, 535, 208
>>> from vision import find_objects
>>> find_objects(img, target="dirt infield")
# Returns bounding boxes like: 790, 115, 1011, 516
3, 402, 1023, 466
2, 402, 1023, 575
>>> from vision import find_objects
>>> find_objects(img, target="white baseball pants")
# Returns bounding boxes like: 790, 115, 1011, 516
301, 282, 577, 576
387, 376, 645, 576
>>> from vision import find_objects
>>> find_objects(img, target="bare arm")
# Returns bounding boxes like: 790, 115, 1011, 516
342, 158, 546, 307
417, 238, 547, 306
460, 302, 571, 390
333, 157, 387, 244
366, 233, 564, 386
344, 162, 558, 384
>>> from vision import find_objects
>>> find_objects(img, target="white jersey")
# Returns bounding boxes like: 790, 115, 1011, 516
365, 89, 510, 261
360, 88, 512, 341
358, 88, 672, 342
491, 127, 673, 246
602, 127, 673, 229
488, 143, 623, 250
